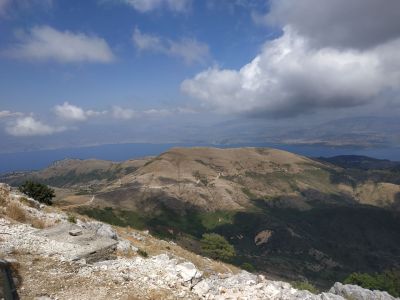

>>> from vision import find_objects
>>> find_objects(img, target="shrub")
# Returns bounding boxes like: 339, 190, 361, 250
200, 233, 235, 261
241, 262, 256, 272
19, 181, 55, 205
292, 281, 319, 294
6, 202, 26, 222
68, 214, 77, 223
344, 270, 400, 297
137, 249, 148, 258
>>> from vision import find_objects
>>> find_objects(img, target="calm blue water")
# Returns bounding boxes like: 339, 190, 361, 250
0, 142, 399, 174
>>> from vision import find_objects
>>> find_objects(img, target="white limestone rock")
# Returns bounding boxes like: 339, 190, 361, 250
79, 221, 118, 240
117, 239, 138, 254
329, 282, 399, 300
176, 262, 202, 282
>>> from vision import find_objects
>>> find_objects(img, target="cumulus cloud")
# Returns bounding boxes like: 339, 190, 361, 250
54, 102, 106, 121
5, 26, 115, 63
182, 27, 400, 117
119, 0, 191, 13
5, 116, 65, 136
260, 0, 400, 50
132, 27, 209, 64
182, 0, 400, 118
112, 106, 137, 120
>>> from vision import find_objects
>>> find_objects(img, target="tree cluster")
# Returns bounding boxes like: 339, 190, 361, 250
19, 181, 55, 205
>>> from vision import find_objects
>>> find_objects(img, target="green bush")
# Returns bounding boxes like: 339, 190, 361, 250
67, 214, 77, 223
200, 233, 235, 261
137, 249, 148, 258
19, 181, 55, 205
241, 262, 256, 272
292, 281, 319, 294
344, 270, 400, 297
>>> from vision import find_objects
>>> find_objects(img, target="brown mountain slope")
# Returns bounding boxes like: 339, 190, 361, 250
108, 147, 338, 211
3, 147, 400, 212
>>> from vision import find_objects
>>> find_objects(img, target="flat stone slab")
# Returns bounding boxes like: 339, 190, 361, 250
69, 229, 83, 236
37, 223, 118, 263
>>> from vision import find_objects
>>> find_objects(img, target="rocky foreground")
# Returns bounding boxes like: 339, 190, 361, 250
0, 183, 398, 300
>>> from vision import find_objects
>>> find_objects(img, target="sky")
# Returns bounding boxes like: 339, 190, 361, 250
1, 0, 400, 153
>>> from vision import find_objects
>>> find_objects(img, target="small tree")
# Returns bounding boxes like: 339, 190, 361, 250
200, 233, 235, 261
19, 181, 55, 205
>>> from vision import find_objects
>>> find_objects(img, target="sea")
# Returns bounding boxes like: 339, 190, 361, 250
1, 142, 400, 174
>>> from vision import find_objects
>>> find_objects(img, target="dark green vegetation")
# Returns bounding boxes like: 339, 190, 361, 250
137, 249, 148, 258
18, 181, 55, 205
320, 155, 400, 186
200, 233, 235, 261
344, 270, 400, 297
78, 202, 400, 289
292, 281, 319, 294
67, 214, 77, 223
241, 262, 256, 272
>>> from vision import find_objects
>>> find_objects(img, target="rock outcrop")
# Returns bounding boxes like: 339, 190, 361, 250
37, 223, 118, 263
329, 282, 398, 300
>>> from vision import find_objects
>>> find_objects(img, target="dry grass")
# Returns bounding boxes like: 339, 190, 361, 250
6, 202, 27, 222
19, 197, 37, 208
125, 289, 174, 300
29, 216, 46, 229
0, 195, 6, 206
115, 248, 138, 259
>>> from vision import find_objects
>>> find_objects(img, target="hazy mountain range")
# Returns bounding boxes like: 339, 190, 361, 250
1, 116, 400, 154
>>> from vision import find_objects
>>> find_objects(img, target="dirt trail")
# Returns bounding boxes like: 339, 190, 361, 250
60, 195, 96, 210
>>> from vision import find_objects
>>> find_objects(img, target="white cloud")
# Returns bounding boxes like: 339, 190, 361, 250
182, 27, 400, 117
54, 102, 86, 121
0, 110, 23, 118
5, 26, 115, 63
132, 27, 163, 52
143, 108, 172, 117
112, 106, 136, 120
259, 0, 400, 50
54, 102, 106, 121
120, 0, 191, 12
168, 38, 210, 65
6, 116, 65, 136
132, 27, 209, 64
86, 110, 108, 117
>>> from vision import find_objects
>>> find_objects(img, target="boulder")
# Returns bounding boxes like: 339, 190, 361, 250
78, 221, 118, 240
116, 239, 138, 254
176, 262, 202, 282
192, 280, 211, 295
329, 282, 398, 300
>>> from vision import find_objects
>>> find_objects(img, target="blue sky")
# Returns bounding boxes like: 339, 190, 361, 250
0, 0, 269, 111
1, 0, 400, 152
